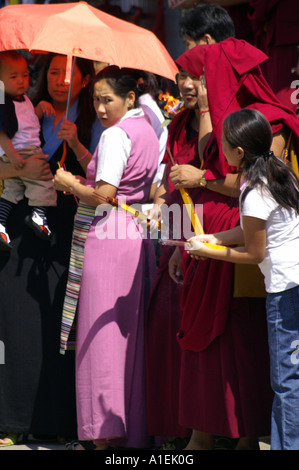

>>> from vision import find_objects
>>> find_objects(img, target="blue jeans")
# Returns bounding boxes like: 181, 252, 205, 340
266, 285, 299, 450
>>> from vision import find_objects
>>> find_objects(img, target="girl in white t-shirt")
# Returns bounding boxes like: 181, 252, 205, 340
187, 108, 299, 450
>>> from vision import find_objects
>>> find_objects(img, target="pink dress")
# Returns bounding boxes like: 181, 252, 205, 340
75, 114, 159, 447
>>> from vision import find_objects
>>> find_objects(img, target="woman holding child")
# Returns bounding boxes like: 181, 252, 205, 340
0, 53, 103, 445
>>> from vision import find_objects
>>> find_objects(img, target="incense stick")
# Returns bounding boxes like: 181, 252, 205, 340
166, 147, 204, 235
93, 193, 164, 232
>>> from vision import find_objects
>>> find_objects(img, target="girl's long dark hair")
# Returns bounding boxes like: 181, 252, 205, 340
223, 109, 299, 214
31, 53, 96, 147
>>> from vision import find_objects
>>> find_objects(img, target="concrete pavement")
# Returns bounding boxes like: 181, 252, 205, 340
0, 435, 271, 450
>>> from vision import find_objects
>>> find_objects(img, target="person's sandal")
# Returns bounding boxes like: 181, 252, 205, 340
65, 440, 96, 450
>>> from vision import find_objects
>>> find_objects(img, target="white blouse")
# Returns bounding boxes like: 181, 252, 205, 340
95, 108, 144, 188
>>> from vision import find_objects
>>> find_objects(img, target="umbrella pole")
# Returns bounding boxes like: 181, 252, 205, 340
59, 56, 79, 206
59, 56, 76, 169
65, 56, 76, 120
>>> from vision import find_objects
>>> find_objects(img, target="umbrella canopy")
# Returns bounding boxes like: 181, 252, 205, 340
0, 2, 178, 82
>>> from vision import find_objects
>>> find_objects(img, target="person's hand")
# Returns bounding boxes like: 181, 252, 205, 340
53, 167, 79, 192
22, 152, 52, 180
35, 101, 55, 118
57, 119, 79, 151
168, 246, 183, 284
186, 235, 206, 260
169, 164, 205, 189
186, 234, 218, 260
145, 204, 162, 232
10, 153, 25, 170
189, 233, 219, 246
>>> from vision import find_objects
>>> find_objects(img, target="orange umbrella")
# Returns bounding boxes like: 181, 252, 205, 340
0, 2, 178, 83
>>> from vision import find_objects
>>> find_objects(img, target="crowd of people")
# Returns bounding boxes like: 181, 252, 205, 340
0, 1, 299, 452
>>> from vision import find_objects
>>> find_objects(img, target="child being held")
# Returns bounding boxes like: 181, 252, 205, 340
0, 51, 57, 250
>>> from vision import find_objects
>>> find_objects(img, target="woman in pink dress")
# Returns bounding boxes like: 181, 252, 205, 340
54, 66, 159, 449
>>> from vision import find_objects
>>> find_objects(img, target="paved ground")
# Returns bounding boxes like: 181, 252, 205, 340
259, 436, 271, 450
0, 436, 66, 451
0, 435, 271, 451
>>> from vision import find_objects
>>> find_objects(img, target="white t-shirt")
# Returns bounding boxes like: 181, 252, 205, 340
139, 93, 168, 185
0, 95, 41, 156
241, 183, 299, 293
138, 94, 168, 211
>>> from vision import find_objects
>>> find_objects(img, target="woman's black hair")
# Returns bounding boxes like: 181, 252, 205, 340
179, 4, 235, 43
93, 65, 141, 107
223, 108, 299, 214
30, 53, 97, 147
134, 70, 158, 98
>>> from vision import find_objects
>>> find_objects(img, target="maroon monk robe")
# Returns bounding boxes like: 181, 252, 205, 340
173, 38, 299, 437
249, 0, 299, 112
176, 38, 299, 353
225, 3, 254, 44
145, 110, 198, 439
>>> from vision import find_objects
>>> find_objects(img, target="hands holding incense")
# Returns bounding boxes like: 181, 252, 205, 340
144, 204, 163, 232
168, 233, 225, 284
54, 172, 165, 233
186, 225, 254, 264
53, 167, 85, 193
186, 233, 223, 260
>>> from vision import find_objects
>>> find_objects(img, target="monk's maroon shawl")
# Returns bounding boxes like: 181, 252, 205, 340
249, 0, 299, 110
249, 0, 299, 52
